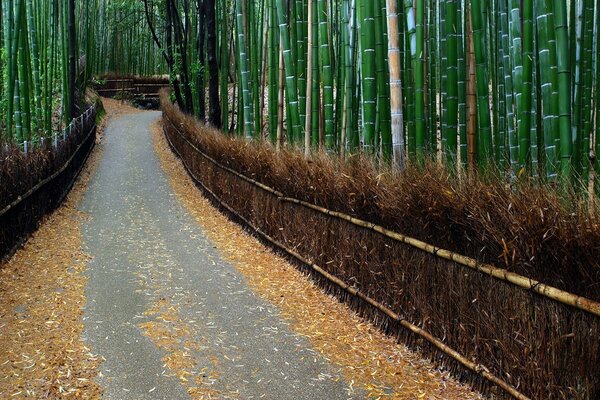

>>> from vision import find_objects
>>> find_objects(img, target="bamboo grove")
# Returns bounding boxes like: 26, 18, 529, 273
115, 0, 600, 186
24, 0, 597, 187
87, 0, 166, 77
0, 0, 83, 143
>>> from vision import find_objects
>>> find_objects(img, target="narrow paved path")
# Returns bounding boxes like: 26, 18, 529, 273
80, 111, 356, 399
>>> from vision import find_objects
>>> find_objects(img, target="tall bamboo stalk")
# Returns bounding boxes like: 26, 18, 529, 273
236, 0, 255, 138
319, 0, 335, 150
387, 0, 404, 168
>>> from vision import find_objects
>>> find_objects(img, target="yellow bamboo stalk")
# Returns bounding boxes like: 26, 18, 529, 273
386, 0, 405, 167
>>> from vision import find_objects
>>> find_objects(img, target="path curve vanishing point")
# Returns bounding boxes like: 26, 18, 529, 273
80, 111, 358, 399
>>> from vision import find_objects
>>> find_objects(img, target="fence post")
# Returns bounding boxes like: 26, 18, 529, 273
23, 141, 28, 156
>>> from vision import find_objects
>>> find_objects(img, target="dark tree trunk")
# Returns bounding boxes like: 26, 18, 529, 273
170, 0, 194, 114
164, 0, 185, 110
68, 0, 77, 118
204, 0, 222, 128
196, 0, 206, 121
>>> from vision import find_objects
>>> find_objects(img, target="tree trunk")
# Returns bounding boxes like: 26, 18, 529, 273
164, 0, 185, 110
205, 0, 222, 127
197, 0, 206, 121
170, 0, 194, 113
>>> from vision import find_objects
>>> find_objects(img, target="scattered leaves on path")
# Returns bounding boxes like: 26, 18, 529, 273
0, 122, 106, 399
0, 97, 139, 399
151, 119, 484, 400
138, 298, 222, 399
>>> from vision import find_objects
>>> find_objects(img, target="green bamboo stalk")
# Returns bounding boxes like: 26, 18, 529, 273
535, 0, 557, 179
27, 0, 42, 134
268, 0, 279, 143
580, 0, 594, 182
517, 0, 534, 170
5, 0, 15, 141
531, 26, 539, 177
275, 0, 302, 144
19, 0, 31, 140
319, 0, 335, 150
444, 0, 459, 163
439, 0, 446, 151
571, 0, 584, 176
375, 0, 390, 159
236, 0, 255, 138
490, 1, 501, 166
304, 0, 313, 156
554, 0, 572, 180
404, 0, 422, 158
404, 2, 415, 158
458, 0, 468, 167
220, 0, 230, 131
496, 0, 508, 168
543, 0, 560, 164
311, 0, 320, 147
295, 0, 306, 126
249, 0, 261, 138
414, 0, 424, 158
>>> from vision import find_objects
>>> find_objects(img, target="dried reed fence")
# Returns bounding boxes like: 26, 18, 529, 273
161, 93, 600, 399
0, 106, 97, 260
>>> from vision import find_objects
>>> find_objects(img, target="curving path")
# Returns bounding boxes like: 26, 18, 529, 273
80, 111, 357, 399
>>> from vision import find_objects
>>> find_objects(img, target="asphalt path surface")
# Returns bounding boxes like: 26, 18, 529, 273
80, 111, 357, 399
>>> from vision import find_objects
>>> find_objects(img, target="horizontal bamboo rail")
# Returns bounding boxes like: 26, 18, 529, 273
163, 114, 600, 319
163, 121, 531, 400
0, 108, 97, 219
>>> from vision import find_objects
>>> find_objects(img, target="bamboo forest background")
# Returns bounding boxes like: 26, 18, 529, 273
3, 0, 600, 188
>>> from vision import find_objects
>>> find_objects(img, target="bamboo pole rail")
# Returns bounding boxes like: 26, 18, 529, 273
163, 118, 531, 400
163, 114, 600, 319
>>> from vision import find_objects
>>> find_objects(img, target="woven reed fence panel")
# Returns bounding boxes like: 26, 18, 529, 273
163, 113, 599, 400
0, 108, 97, 260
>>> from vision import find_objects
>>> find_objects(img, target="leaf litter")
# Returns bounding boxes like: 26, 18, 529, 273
0, 97, 142, 399
151, 119, 484, 400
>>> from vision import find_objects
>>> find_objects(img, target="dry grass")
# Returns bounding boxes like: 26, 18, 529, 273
152, 119, 483, 400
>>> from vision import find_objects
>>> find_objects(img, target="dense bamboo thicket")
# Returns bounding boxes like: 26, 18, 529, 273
5, 0, 600, 186
104, 0, 600, 190
0, 0, 101, 144
86, 1, 165, 77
